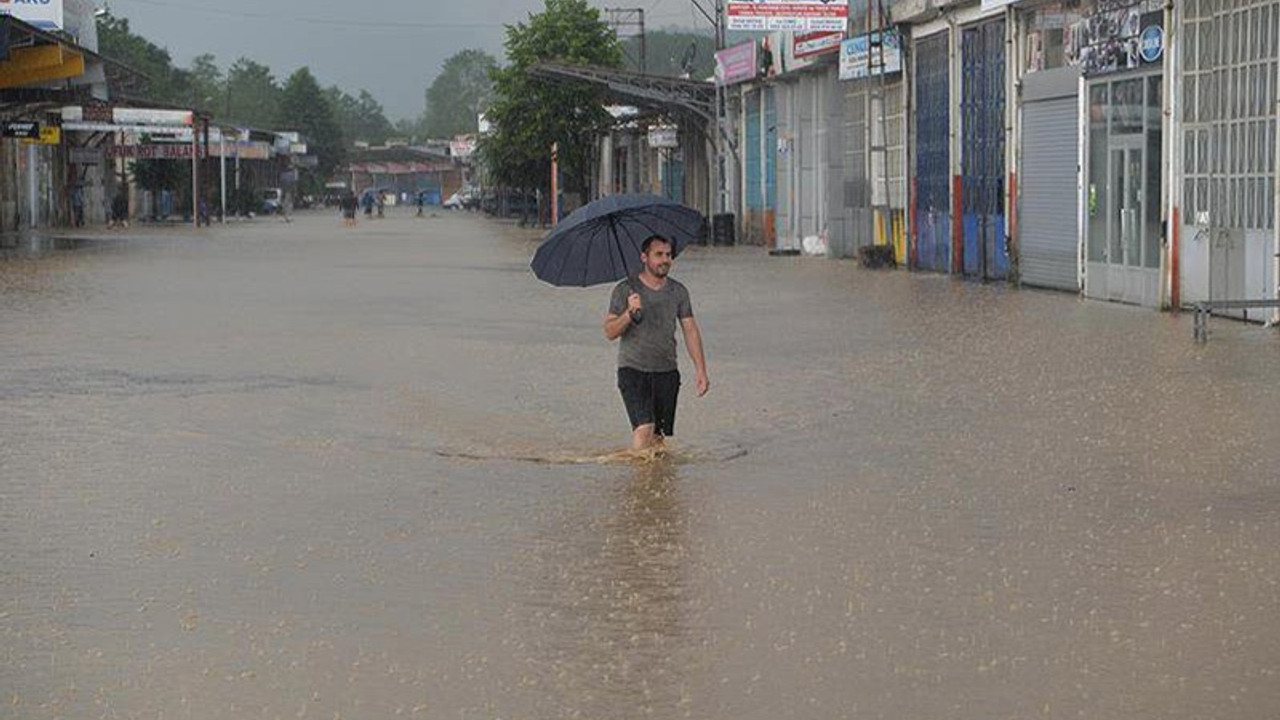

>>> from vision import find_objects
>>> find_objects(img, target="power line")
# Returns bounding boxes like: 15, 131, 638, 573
112, 0, 508, 30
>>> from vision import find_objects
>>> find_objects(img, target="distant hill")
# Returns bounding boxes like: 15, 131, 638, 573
621, 30, 715, 80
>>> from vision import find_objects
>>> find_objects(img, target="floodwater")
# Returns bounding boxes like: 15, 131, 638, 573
2, 209, 1279, 719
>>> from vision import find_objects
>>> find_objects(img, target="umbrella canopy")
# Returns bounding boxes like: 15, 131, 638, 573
531, 194, 705, 287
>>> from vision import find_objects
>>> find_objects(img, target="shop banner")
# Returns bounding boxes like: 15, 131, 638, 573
714, 41, 758, 85
727, 0, 848, 32
105, 141, 272, 160
839, 29, 902, 80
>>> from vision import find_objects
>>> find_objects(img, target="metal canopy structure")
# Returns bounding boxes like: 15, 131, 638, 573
528, 62, 715, 124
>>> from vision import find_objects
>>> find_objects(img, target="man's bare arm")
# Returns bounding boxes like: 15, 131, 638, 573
604, 311, 632, 340
680, 316, 710, 396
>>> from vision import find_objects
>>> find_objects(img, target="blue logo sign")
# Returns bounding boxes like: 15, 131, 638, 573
1140, 25, 1164, 63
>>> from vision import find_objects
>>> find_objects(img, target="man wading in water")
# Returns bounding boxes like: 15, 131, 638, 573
604, 235, 710, 451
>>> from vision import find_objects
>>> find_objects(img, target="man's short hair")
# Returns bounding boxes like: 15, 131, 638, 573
642, 235, 672, 254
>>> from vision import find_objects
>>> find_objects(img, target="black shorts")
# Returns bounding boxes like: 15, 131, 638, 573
617, 367, 681, 436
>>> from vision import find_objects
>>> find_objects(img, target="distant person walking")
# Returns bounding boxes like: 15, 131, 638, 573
70, 184, 85, 228
376, 191, 385, 219
603, 234, 710, 451
340, 192, 358, 226
109, 189, 129, 229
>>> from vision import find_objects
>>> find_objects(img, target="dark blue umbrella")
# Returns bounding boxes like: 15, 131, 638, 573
530, 194, 704, 288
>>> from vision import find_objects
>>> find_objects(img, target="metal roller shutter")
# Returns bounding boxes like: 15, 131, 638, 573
1021, 95, 1080, 291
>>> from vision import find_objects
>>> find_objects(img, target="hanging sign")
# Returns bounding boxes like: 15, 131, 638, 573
727, 0, 848, 32
839, 29, 902, 81
647, 125, 678, 149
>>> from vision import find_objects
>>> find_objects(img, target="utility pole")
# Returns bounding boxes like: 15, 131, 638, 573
605, 8, 646, 73
691, 0, 731, 217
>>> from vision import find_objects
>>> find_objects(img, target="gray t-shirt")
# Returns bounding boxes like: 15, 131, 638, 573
609, 278, 694, 372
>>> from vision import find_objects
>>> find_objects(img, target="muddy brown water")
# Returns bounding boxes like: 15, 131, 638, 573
2, 210, 1279, 719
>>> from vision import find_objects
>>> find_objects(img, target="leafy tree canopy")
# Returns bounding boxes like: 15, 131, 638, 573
480, 0, 623, 193
424, 49, 496, 139
279, 68, 345, 187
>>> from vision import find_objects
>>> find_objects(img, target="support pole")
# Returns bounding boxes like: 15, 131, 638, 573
1273, 90, 1280, 325
220, 128, 227, 224
551, 142, 559, 227
191, 120, 200, 229
27, 143, 37, 229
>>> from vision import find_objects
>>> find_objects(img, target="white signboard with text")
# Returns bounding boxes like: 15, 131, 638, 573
727, 0, 848, 32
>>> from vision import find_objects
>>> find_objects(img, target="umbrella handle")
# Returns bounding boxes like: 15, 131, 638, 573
627, 277, 644, 325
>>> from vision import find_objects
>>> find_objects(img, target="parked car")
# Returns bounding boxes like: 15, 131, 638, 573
262, 188, 283, 214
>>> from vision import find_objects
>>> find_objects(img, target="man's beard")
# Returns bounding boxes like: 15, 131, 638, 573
649, 263, 670, 277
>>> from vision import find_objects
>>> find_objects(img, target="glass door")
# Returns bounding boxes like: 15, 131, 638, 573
1084, 74, 1162, 305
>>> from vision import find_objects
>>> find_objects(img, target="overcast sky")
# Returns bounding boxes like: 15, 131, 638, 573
107, 0, 709, 121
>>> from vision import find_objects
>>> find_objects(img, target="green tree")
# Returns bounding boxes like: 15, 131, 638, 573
225, 58, 281, 128
424, 49, 496, 138
393, 117, 424, 144
97, 11, 191, 104
279, 67, 345, 188
327, 87, 394, 145
479, 0, 622, 195
187, 53, 225, 116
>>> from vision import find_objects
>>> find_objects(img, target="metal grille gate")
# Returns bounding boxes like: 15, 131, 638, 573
1181, 0, 1279, 313
915, 32, 952, 272
961, 18, 1008, 280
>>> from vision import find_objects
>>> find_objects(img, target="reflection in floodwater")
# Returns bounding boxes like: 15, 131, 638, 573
515, 458, 695, 718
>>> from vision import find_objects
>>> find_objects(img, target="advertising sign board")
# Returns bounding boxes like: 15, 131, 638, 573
714, 41, 758, 85
450, 136, 477, 158
0, 0, 64, 30
727, 0, 848, 32
839, 29, 903, 80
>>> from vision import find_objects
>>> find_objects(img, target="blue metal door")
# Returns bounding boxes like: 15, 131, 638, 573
961, 19, 1008, 280
662, 151, 684, 204
914, 32, 951, 272
765, 87, 777, 211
